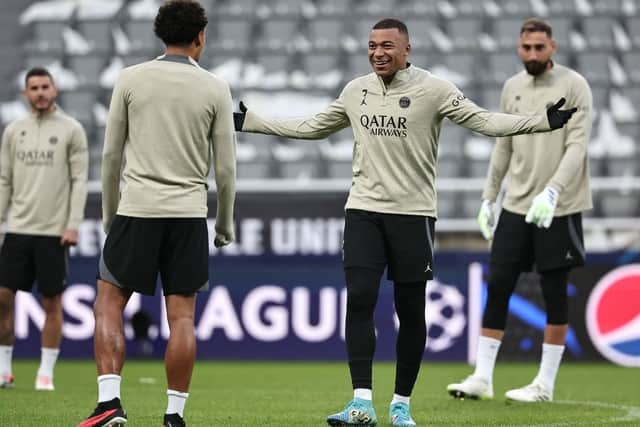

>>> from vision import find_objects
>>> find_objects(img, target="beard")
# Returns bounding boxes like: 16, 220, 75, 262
524, 60, 549, 76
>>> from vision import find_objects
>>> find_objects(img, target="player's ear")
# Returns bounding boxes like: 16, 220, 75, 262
195, 30, 205, 47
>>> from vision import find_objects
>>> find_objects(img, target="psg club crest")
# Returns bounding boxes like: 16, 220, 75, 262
586, 264, 640, 367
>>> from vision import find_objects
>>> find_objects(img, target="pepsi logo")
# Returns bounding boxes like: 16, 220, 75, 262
586, 264, 640, 367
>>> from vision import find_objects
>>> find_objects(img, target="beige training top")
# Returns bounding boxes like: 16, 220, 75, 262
102, 55, 237, 240
243, 64, 554, 217
482, 63, 593, 215
0, 108, 88, 236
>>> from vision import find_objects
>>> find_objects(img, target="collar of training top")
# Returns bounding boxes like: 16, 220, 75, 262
156, 54, 198, 66
376, 63, 413, 88
30, 104, 58, 119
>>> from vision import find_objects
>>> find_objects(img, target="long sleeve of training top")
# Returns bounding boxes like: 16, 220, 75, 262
482, 86, 515, 202
102, 55, 237, 240
0, 126, 13, 223
243, 64, 560, 218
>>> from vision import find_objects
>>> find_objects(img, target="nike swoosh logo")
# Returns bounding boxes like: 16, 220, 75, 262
77, 409, 118, 427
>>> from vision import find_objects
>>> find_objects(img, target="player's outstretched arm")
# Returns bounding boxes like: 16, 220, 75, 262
233, 98, 349, 140
439, 81, 577, 137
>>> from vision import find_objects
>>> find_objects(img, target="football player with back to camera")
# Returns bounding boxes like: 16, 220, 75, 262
447, 17, 593, 403
77, 1, 236, 426
234, 17, 577, 426
0, 67, 88, 392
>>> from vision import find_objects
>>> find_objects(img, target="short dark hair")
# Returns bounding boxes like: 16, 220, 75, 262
154, 0, 208, 47
25, 67, 54, 86
372, 18, 409, 40
520, 18, 552, 38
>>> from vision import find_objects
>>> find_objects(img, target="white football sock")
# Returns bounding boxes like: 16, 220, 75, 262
354, 388, 372, 400
391, 393, 410, 405
167, 390, 189, 417
98, 374, 121, 402
534, 343, 565, 391
473, 336, 501, 381
37, 347, 59, 378
0, 345, 13, 377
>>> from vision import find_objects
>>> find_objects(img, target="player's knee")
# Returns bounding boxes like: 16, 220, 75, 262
345, 267, 380, 313
0, 294, 13, 319
482, 268, 517, 330
541, 268, 569, 324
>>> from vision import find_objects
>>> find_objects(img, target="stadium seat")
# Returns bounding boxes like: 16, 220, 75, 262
622, 52, 640, 83
592, 0, 623, 15
214, 0, 256, 17
77, 20, 113, 52
627, 17, 640, 47
352, 0, 397, 17
58, 89, 95, 126
492, 18, 522, 49
394, 0, 439, 17
273, 140, 322, 179
307, 18, 343, 52
67, 55, 107, 87
453, 0, 486, 17
547, 0, 578, 16
29, 20, 65, 53
599, 189, 639, 217
460, 191, 483, 218
546, 17, 573, 47
236, 133, 274, 179
319, 129, 353, 179
209, 18, 253, 52
402, 18, 436, 52
256, 19, 300, 52
498, 0, 533, 16
441, 53, 475, 87
437, 191, 459, 219
575, 53, 611, 85
125, 19, 161, 52
315, 0, 351, 16
582, 17, 615, 49
444, 18, 483, 50
482, 53, 521, 84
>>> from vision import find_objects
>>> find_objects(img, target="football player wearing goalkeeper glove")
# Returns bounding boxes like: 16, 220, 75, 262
448, 18, 592, 404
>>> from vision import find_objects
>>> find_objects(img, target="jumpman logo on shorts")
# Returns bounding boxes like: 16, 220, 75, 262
424, 262, 432, 273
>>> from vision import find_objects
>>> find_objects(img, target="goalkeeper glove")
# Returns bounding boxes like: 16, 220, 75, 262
525, 186, 558, 228
477, 199, 495, 240
233, 101, 247, 131
546, 98, 577, 130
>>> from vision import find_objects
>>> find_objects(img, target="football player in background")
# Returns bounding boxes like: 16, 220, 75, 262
447, 17, 593, 403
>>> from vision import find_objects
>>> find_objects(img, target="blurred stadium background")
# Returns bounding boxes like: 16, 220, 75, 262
1, 0, 639, 389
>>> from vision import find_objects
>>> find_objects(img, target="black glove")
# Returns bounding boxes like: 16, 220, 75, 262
233, 101, 247, 131
546, 97, 577, 130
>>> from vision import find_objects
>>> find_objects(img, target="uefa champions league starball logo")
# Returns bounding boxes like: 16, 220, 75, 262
394, 280, 466, 353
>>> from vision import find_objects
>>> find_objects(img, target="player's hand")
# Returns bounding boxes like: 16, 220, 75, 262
546, 98, 577, 130
477, 199, 495, 240
525, 187, 558, 228
214, 233, 232, 248
233, 101, 247, 131
60, 229, 79, 246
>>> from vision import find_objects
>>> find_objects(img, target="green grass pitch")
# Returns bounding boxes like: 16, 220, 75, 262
1, 360, 639, 426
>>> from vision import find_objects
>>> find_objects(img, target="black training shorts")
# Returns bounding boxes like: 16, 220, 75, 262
343, 209, 436, 282
99, 215, 209, 296
0, 233, 67, 297
490, 209, 585, 273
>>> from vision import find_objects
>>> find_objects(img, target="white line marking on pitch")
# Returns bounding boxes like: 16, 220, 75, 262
522, 399, 640, 426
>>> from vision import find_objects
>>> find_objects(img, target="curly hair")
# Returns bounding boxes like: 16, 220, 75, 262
154, 0, 208, 47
